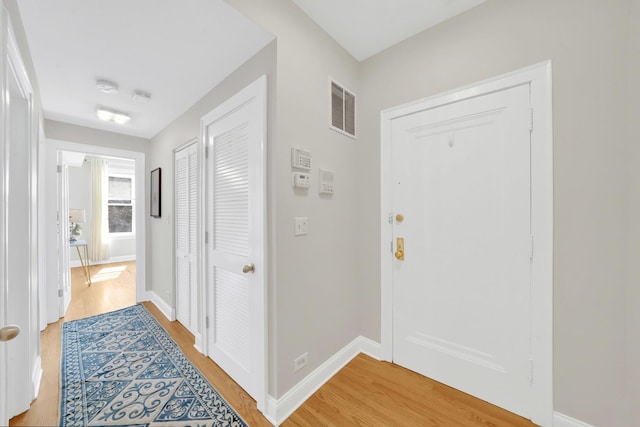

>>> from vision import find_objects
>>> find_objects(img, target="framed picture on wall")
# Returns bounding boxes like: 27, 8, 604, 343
150, 167, 161, 218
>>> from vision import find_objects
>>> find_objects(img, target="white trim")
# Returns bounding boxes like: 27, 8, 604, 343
193, 333, 204, 354
201, 75, 268, 414
31, 356, 42, 400
380, 61, 554, 426
145, 291, 175, 322
554, 412, 594, 427
108, 233, 136, 241
69, 255, 136, 268
264, 337, 382, 426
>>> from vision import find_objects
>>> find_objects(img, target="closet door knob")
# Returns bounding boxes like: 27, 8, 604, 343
0, 325, 20, 342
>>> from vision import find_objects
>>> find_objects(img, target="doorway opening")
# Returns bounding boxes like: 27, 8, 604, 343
41, 140, 146, 326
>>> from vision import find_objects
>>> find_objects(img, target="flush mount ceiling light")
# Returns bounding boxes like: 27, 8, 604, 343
96, 107, 131, 124
132, 90, 151, 103
96, 79, 119, 94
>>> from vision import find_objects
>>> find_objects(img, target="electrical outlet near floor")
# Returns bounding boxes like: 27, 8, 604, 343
294, 352, 308, 372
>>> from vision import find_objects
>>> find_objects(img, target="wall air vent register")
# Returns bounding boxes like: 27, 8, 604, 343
330, 80, 356, 138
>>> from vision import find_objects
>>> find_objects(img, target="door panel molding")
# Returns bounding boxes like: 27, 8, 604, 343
380, 61, 553, 426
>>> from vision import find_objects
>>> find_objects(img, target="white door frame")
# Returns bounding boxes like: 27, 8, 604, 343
43, 139, 147, 325
200, 75, 268, 414
380, 61, 553, 426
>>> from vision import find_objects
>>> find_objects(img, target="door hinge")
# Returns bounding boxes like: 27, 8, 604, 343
388, 213, 393, 224
530, 235, 534, 260
390, 240, 393, 253
205, 316, 210, 329
57, 165, 62, 173
205, 146, 209, 159
58, 289, 63, 297
205, 231, 209, 244
529, 108, 534, 132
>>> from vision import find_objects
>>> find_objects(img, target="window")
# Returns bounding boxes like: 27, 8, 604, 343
108, 175, 134, 234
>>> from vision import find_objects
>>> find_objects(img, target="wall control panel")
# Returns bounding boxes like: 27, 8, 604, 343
291, 147, 311, 170
292, 172, 311, 189
319, 168, 335, 195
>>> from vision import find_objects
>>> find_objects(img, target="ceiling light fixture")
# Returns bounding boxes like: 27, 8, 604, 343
132, 90, 151, 103
96, 79, 119, 94
96, 107, 131, 124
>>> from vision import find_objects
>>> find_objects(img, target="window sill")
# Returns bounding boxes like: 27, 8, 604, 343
109, 233, 136, 240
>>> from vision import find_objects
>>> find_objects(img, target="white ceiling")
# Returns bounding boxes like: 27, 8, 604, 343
292, 0, 487, 61
17, 0, 486, 139
17, 0, 274, 139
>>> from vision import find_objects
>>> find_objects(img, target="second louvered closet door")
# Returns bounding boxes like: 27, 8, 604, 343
175, 141, 198, 337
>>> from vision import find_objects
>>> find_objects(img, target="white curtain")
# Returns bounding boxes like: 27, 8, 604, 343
90, 158, 110, 261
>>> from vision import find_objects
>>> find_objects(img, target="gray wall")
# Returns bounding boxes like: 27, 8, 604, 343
627, 0, 640, 423
45, 120, 150, 155
358, 0, 634, 425
227, 0, 361, 398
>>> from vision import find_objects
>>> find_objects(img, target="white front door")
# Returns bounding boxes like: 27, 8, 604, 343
175, 141, 198, 336
203, 76, 266, 407
391, 84, 532, 417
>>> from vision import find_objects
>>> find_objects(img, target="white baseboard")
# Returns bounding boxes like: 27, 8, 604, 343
264, 336, 382, 426
70, 255, 136, 268
194, 333, 204, 354
31, 355, 43, 400
554, 412, 594, 427
145, 291, 175, 321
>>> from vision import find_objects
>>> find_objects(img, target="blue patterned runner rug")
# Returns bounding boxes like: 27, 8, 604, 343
60, 304, 248, 427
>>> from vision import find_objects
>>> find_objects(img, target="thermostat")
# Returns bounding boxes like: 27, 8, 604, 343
292, 172, 311, 189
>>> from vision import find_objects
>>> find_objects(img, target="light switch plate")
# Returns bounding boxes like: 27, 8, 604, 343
295, 217, 308, 236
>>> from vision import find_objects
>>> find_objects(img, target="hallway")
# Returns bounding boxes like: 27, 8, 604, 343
10, 261, 537, 427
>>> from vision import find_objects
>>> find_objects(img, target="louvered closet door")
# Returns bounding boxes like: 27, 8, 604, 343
175, 142, 198, 335
204, 81, 264, 401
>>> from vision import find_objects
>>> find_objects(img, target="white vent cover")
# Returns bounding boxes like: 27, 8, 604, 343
330, 80, 356, 138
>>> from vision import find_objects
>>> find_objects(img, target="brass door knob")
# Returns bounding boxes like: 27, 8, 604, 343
242, 264, 255, 274
395, 249, 404, 260
0, 325, 20, 342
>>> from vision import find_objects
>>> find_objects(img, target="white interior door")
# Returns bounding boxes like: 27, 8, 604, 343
1, 6, 39, 420
391, 84, 532, 417
203, 76, 266, 406
175, 141, 198, 335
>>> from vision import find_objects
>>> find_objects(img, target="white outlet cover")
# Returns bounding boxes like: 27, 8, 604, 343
294, 352, 308, 372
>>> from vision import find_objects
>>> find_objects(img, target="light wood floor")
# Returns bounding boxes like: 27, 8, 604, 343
10, 261, 538, 427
